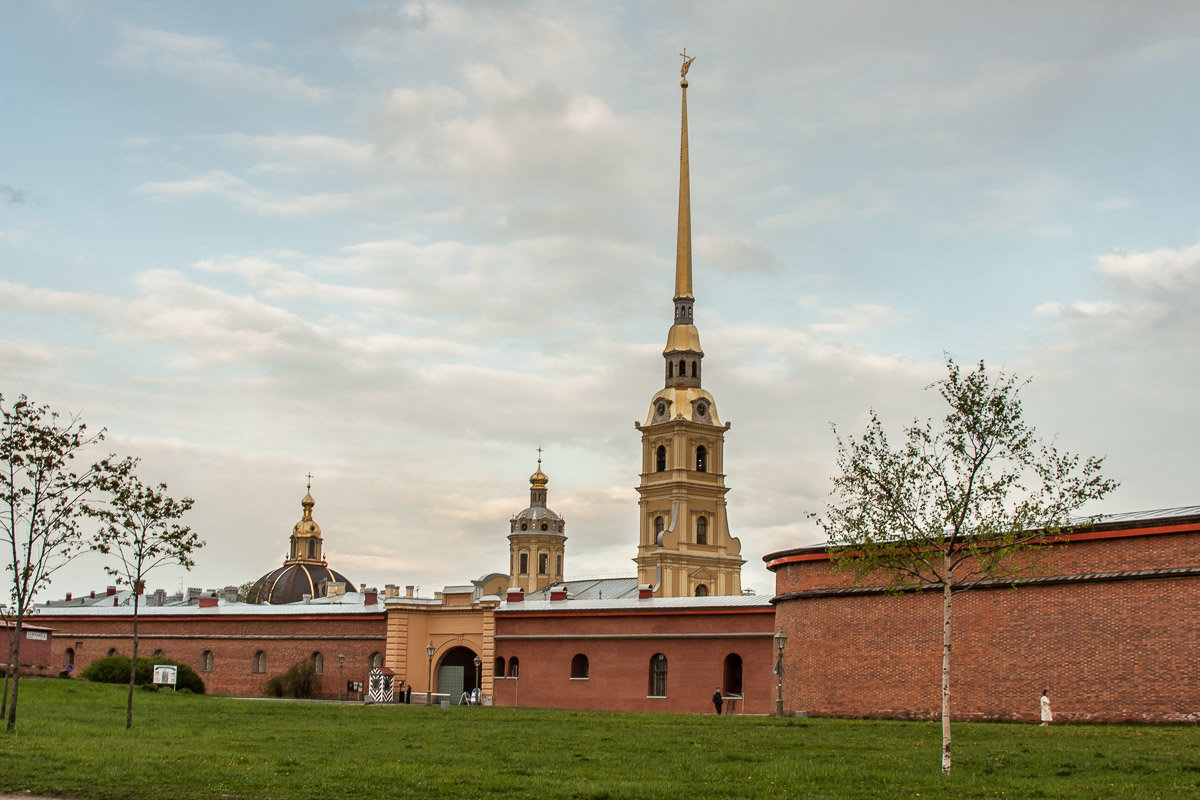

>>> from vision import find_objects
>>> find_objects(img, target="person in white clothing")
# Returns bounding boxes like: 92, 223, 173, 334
1040, 689, 1052, 726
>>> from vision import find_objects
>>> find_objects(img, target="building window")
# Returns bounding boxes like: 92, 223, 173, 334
495, 657, 505, 678
654, 516, 664, 539
694, 584, 709, 597
520, 520, 528, 530
723, 653, 744, 696
253, 651, 266, 674
520, 553, 528, 574
570, 654, 589, 679
369, 652, 383, 670
697, 515, 708, 545
508, 657, 520, 678
696, 445, 707, 472
667, 361, 673, 378
539, 553, 548, 574
312, 652, 324, 675
540, 521, 549, 531
202, 650, 214, 672
152, 649, 163, 657
307, 540, 316, 559
679, 359, 687, 377
691, 360, 698, 377
656, 445, 666, 472
107, 648, 118, 657
649, 653, 667, 697
556, 554, 562, 576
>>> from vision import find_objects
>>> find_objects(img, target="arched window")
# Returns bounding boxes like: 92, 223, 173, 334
538, 553, 548, 574
696, 445, 707, 473
508, 657, 520, 678
494, 657, 505, 678
667, 361, 673, 378
556, 554, 562, 576
540, 521, 549, 531
64, 647, 75, 669
312, 652, 324, 675
656, 445, 666, 472
520, 520, 528, 530
152, 649, 163, 657
697, 515, 708, 545
107, 648, 118, 657
694, 584, 709, 596
307, 540, 316, 559
691, 360, 698, 377
369, 652, 384, 670
654, 516, 664, 538
723, 653, 744, 696
519, 553, 528, 574
202, 650, 214, 672
570, 654, 589, 679
679, 359, 687, 376
253, 651, 266, 674
649, 653, 668, 697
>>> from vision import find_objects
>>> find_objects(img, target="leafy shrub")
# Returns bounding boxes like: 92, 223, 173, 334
80, 655, 205, 694
263, 659, 321, 698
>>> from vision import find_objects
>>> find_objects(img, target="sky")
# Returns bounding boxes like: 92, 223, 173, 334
3, 1, 1198, 600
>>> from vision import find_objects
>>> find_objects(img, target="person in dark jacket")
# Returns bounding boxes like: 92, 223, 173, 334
712, 688, 723, 714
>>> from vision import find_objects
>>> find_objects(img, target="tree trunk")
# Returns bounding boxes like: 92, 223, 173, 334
1, 622, 16, 718
127, 590, 140, 729
5, 608, 24, 732
941, 558, 953, 776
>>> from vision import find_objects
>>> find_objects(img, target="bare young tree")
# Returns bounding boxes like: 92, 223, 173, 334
814, 359, 1117, 775
1, 393, 107, 732
90, 458, 201, 729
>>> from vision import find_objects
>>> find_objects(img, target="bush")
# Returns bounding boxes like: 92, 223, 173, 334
80, 655, 205, 694
263, 659, 321, 699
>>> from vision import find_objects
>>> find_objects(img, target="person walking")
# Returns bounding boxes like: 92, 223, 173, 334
1040, 689, 1052, 726
712, 687, 723, 715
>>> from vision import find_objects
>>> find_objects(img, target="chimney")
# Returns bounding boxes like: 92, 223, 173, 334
198, 596, 218, 608
405, 585, 415, 599
89, 590, 96, 599
65, 592, 72, 602
360, 583, 367, 593
638, 584, 654, 600
506, 587, 525, 603
302, 594, 312, 604
550, 586, 567, 601
384, 584, 399, 599
106, 586, 117, 596
186, 587, 202, 603
364, 588, 378, 605
112, 597, 118, 606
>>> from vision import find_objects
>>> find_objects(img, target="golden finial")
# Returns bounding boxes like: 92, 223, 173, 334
680, 48, 696, 79
305, 472, 313, 492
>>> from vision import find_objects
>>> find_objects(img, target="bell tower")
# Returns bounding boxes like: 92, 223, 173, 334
633, 55, 743, 597
287, 473, 326, 565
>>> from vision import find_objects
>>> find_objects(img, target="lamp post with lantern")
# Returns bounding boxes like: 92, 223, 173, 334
473, 655, 482, 703
774, 630, 788, 718
426, 641, 435, 705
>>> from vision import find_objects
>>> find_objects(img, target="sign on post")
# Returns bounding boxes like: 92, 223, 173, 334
153, 664, 178, 690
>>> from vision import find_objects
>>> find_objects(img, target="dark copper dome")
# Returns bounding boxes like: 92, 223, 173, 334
246, 563, 355, 605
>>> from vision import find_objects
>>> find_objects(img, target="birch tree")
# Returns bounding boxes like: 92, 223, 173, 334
90, 459, 201, 729
1, 393, 107, 732
813, 359, 1116, 775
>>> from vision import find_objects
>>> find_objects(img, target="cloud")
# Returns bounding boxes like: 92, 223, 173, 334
135, 170, 383, 216
1, 184, 26, 204
205, 134, 377, 175
109, 26, 328, 101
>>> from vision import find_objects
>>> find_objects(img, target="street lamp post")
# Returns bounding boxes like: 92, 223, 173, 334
338, 654, 345, 701
774, 630, 788, 718
426, 641, 435, 706
473, 655, 482, 703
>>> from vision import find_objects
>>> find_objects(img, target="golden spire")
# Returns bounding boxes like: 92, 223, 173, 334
675, 49, 694, 301
530, 447, 548, 489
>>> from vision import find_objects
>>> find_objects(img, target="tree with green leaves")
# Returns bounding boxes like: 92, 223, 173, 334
90, 458, 201, 729
813, 358, 1117, 776
1, 393, 108, 732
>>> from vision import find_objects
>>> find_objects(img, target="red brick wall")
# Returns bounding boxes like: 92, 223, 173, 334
33, 612, 387, 698
1, 624, 57, 676
492, 607, 777, 715
769, 526, 1200, 723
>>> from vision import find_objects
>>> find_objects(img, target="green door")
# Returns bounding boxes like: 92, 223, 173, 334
438, 665, 464, 701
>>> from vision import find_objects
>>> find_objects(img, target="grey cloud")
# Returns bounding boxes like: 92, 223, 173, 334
1, 184, 26, 204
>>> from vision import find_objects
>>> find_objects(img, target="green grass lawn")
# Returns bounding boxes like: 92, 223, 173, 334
1, 678, 1197, 799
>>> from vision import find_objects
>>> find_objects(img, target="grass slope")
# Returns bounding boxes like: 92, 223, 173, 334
1, 679, 1197, 799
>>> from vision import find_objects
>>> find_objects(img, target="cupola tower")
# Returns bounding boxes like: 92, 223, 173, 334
508, 451, 567, 593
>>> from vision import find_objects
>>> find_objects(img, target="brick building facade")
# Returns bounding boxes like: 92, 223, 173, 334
765, 508, 1200, 723
492, 593, 776, 714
